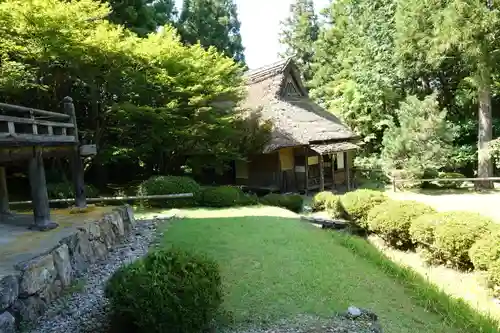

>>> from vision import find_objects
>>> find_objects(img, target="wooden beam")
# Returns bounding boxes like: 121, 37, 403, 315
319, 154, 325, 191
0, 102, 70, 120
0, 133, 77, 146
304, 147, 309, 195
0, 115, 75, 128
28, 147, 58, 231
0, 166, 10, 214
345, 152, 351, 191
331, 154, 335, 191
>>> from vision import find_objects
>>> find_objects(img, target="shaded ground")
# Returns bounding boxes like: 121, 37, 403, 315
159, 207, 466, 333
0, 206, 116, 276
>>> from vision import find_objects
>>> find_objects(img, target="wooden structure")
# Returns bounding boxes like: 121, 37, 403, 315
0, 97, 87, 230
235, 59, 360, 193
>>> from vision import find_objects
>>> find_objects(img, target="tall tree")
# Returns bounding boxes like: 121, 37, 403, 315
107, 0, 177, 36
396, 0, 500, 188
178, 0, 245, 64
279, 0, 320, 83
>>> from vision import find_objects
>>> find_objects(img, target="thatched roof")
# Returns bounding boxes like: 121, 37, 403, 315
244, 58, 358, 153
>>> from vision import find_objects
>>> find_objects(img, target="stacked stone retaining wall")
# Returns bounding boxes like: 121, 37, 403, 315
0, 205, 135, 333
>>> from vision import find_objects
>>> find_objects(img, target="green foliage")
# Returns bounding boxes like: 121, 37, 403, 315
367, 200, 435, 249
486, 259, 500, 296
437, 172, 466, 189
138, 176, 201, 207
105, 248, 222, 333
279, 0, 319, 82
178, 0, 245, 63
409, 213, 441, 248
311, 191, 335, 211
260, 194, 303, 213
380, 94, 456, 179
201, 186, 258, 207
432, 212, 494, 269
340, 189, 387, 227
47, 182, 99, 200
325, 195, 345, 219
469, 230, 500, 271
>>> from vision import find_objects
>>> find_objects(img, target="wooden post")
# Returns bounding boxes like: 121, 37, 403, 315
345, 151, 351, 191
29, 147, 58, 231
64, 96, 86, 208
331, 154, 336, 191
304, 147, 309, 195
392, 176, 397, 192
319, 154, 325, 191
0, 166, 10, 215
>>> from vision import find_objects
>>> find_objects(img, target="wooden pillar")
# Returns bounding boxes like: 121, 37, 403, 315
331, 154, 336, 191
319, 154, 325, 191
29, 147, 58, 231
0, 166, 10, 215
64, 96, 87, 208
345, 151, 351, 191
304, 147, 309, 195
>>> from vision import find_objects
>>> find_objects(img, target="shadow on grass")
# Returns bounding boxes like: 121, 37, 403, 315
331, 231, 500, 333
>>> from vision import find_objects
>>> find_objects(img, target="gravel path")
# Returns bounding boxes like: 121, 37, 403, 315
27, 218, 162, 333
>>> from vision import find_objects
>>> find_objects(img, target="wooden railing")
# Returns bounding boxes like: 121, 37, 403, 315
0, 99, 77, 146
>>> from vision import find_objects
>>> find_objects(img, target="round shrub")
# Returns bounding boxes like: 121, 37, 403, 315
486, 259, 500, 296
433, 212, 494, 269
325, 195, 345, 219
105, 248, 222, 333
201, 186, 258, 207
438, 172, 466, 189
469, 229, 500, 271
311, 191, 336, 211
410, 212, 442, 247
138, 176, 201, 208
367, 200, 435, 249
340, 189, 388, 227
260, 193, 303, 213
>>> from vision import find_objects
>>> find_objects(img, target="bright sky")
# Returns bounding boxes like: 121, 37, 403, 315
174, 0, 330, 69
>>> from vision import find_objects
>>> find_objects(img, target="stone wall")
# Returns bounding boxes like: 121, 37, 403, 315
0, 206, 135, 333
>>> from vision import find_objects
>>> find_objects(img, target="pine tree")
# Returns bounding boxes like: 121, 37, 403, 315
107, 0, 177, 36
279, 0, 319, 83
178, 0, 245, 64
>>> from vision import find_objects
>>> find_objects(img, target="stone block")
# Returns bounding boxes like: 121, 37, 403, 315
17, 254, 56, 296
0, 276, 18, 312
52, 244, 72, 288
100, 215, 116, 248
79, 222, 101, 241
90, 241, 108, 261
39, 279, 62, 304
109, 212, 125, 238
11, 295, 46, 324
60, 230, 92, 275
0, 311, 15, 333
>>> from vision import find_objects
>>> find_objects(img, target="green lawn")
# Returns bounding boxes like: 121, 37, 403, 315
160, 207, 498, 333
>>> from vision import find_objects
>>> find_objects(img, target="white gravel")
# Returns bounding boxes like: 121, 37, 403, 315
28, 218, 163, 333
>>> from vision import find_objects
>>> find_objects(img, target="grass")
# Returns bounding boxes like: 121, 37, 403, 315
160, 207, 499, 332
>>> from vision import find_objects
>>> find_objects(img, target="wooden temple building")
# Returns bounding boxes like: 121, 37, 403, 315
0, 97, 88, 231
235, 59, 360, 193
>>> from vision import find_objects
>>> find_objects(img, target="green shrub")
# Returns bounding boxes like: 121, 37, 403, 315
486, 259, 500, 296
105, 248, 222, 333
325, 195, 345, 219
469, 229, 500, 271
367, 200, 435, 249
47, 182, 99, 200
201, 186, 258, 207
311, 191, 336, 211
260, 193, 303, 213
410, 213, 442, 247
340, 189, 387, 228
138, 176, 201, 208
432, 212, 494, 269
437, 172, 466, 189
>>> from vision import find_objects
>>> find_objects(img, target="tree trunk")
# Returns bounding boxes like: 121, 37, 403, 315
476, 70, 494, 190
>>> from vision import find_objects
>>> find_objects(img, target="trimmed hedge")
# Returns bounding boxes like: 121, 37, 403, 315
311, 191, 336, 211
340, 189, 388, 228
486, 260, 500, 296
469, 229, 500, 271
325, 195, 345, 219
105, 248, 222, 333
260, 193, 303, 213
367, 200, 435, 249
432, 212, 494, 269
138, 176, 201, 208
201, 186, 258, 207
437, 172, 466, 189
410, 213, 442, 247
